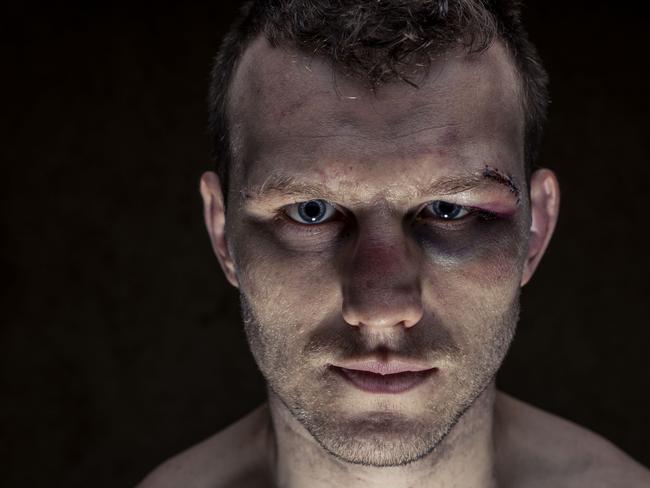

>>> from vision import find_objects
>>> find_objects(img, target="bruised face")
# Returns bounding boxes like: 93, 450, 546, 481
202, 36, 557, 467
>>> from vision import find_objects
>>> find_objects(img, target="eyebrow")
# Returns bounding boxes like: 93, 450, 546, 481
242, 164, 521, 204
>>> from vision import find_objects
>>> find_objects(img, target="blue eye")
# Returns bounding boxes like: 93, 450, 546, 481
285, 199, 337, 224
423, 201, 469, 220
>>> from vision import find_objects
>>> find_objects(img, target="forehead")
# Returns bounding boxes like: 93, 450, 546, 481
227, 36, 524, 191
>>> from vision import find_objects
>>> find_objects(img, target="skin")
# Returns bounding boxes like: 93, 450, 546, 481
138, 36, 650, 487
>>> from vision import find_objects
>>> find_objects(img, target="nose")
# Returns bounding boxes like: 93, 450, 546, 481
341, 233, 423, 330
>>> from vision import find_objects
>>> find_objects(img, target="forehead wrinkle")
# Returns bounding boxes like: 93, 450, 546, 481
231, 43, 471, 145
280, 122, 462, 142
231, 39, 525, 208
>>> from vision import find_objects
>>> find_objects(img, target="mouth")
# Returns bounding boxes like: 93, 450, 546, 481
329, 364, 436, 394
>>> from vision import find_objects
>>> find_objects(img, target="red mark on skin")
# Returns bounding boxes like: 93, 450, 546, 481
438, 126, 460, 147
483, 165, 521, 204
355, 242, 406, 280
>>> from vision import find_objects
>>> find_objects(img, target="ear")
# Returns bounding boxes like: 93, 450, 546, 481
199, 171, 240, 288
521, 168, 560, 287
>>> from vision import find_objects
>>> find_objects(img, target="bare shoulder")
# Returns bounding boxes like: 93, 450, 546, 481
495, 391, 650, 488
136, 403, 273, 488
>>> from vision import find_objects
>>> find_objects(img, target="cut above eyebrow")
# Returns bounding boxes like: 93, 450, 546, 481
419, 165, 521, 202
242, 165, 521, 204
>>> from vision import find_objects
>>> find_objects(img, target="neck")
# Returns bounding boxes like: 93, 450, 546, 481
265, 382, 499, 488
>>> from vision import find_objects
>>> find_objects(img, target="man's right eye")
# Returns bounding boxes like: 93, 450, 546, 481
284, 199, 338, 225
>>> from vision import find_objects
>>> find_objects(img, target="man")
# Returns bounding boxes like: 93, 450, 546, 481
139, 1, 650, 486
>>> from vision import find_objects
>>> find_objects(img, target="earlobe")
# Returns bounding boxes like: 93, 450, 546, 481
520, 168, 560, 287
199, 171, 240, 288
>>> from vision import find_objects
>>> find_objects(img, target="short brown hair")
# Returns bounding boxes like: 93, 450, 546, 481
208, 0, 549, 202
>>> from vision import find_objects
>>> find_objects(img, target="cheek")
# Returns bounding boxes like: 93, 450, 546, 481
234, 222, 340, 337
415, 218, 528, 280
235, 235, 342, 388
417, 219, 527, 334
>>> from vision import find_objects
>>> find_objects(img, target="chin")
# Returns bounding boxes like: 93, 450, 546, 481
274, 366, 496, 467
312, 414, 447, 467
288, 402, 460, 467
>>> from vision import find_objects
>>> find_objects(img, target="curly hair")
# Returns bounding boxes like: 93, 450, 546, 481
208, 0, 549, 202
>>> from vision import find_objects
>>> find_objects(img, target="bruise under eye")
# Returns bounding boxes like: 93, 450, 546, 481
413, 206, 522, 263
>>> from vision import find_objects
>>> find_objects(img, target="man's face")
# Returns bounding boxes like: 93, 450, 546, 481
221, 37, 532, 466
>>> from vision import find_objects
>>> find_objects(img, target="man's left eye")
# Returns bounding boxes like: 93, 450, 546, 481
421, 201, 470, 220
285, 199, 338, 224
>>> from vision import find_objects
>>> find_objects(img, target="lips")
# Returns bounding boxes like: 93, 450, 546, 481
329, 360, 436, 394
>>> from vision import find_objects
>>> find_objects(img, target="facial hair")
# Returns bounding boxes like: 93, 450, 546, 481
238, 288, 519, 467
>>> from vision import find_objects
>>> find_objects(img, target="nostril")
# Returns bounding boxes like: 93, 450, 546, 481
401, 316, 421, 329
341, 292, 424, 330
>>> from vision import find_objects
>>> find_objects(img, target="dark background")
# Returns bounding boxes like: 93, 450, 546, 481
2, 1, 649, 487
